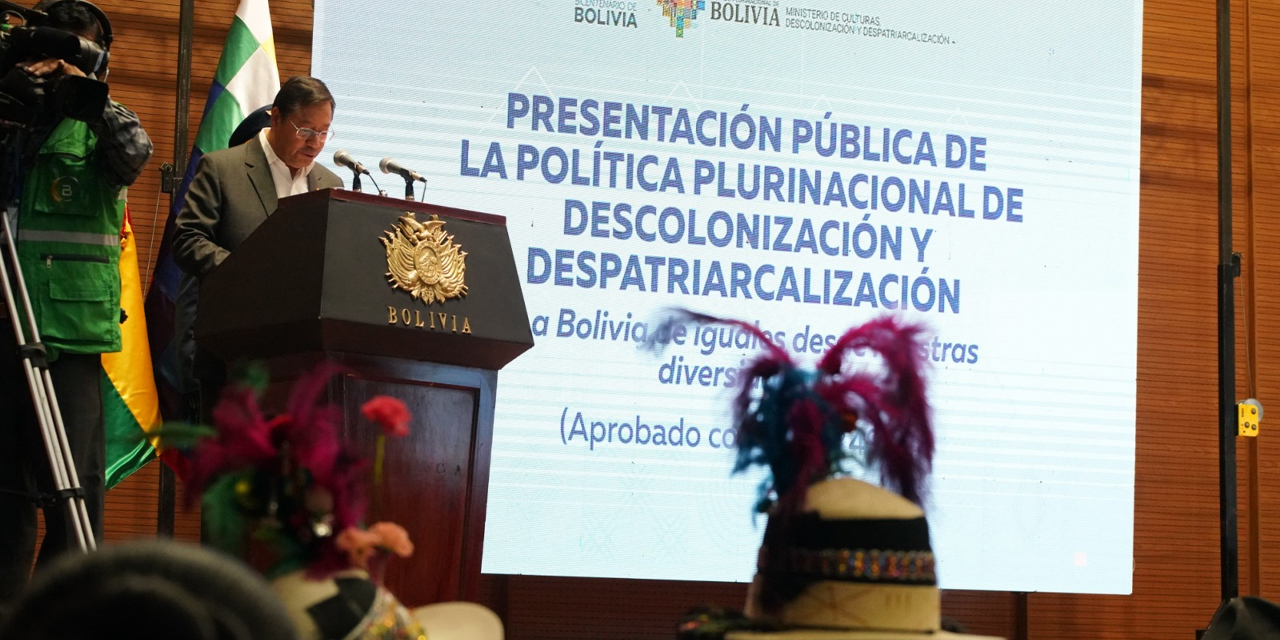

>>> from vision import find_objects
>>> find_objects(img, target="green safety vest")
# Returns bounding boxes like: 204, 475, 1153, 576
17, 117, 125, 358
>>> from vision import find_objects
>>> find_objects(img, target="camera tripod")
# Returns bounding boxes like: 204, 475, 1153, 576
0, 125, 96, 555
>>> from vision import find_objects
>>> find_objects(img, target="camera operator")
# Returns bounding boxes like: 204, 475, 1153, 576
0, 0, 152, 602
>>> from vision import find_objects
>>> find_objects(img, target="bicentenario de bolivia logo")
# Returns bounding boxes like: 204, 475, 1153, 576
574, 0, 640, 28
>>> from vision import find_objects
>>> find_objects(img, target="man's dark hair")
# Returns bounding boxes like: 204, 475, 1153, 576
0, 541, 300, 640
37, 1, 106, 45
272, 76, 336, 119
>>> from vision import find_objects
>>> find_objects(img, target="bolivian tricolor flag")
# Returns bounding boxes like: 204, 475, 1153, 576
103, 211, 162, 488
144, 0, 280, 449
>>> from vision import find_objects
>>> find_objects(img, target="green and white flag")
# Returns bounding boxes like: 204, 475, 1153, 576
140, 0, 280, 481
194, 0, 281, 154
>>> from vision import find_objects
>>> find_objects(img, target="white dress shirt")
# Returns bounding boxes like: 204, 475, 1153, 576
258, 128, 313, 199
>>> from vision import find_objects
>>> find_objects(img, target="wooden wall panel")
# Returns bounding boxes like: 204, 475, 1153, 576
95, 0, 317, 544
1243, 0, 1280, 611
1025, 0, 1276, 638
88, 0, 1280, 638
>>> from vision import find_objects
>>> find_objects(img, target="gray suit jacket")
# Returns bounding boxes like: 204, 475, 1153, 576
173, 136, 343, 277
172, 136, 343, 392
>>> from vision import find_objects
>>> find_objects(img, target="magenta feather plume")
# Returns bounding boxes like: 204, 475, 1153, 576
666, 310, 934, 509
174, 363, 381, 578
678, 310, 791, 362
783, 398, 827, 507
183, 384, 279, 504
815, 316, 933, 504
279, 363, 346, 485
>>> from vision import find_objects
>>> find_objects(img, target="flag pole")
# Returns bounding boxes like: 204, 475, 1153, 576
157, 0, 195, 539
1215, 0, 1238, 605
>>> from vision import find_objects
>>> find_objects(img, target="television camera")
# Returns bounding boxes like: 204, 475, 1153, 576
0, 0, 108, 127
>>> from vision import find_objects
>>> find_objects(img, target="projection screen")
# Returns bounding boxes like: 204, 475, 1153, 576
312, 0, 1142, 593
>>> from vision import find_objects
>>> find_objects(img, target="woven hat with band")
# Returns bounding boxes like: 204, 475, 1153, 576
672, 313, 1002, 640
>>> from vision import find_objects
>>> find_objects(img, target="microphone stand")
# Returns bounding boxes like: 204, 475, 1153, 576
400, 175, 415, 202
344, 167, 387, 197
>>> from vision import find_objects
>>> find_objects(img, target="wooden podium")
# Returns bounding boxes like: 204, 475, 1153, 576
194, 189, 533, 606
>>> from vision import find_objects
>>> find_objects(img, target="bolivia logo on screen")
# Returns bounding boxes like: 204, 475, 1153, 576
572, 1, 945, 45
596, 1, 779, 37
657, 0, 704, 36
572, 0, 711, 35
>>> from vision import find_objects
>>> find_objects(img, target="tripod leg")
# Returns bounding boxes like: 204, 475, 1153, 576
36, 354, 103, 561
5, 321, 94, 556
0, 212, 96, 555
31, 364, 93, 553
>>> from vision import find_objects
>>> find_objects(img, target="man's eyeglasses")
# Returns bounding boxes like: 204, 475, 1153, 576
290, 121, 334, 142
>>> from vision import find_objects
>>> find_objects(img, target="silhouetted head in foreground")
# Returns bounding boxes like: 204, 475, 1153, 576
0, 540, 298, 640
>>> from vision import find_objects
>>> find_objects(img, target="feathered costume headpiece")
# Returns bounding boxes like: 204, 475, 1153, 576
685, 312, 933, 511
175, 364, 413, 579
674, 313, 943, 638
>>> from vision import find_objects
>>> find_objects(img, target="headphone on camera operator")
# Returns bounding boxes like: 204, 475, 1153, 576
36, 0, 112, 47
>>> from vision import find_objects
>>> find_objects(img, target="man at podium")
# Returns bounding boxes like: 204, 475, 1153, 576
171, 76, 344, 416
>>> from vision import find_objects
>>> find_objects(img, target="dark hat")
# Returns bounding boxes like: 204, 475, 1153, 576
1202, 597, 1280, 640
228, 104, 273, 148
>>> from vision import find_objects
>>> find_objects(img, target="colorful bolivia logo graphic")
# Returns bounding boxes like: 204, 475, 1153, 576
657, 0, 705, 37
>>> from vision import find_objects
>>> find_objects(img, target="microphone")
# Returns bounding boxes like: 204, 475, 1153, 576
379, 157, 427, 183
332, 149, 369, 175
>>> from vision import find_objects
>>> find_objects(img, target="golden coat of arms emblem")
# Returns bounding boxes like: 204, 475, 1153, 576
381, 213, 468, 304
